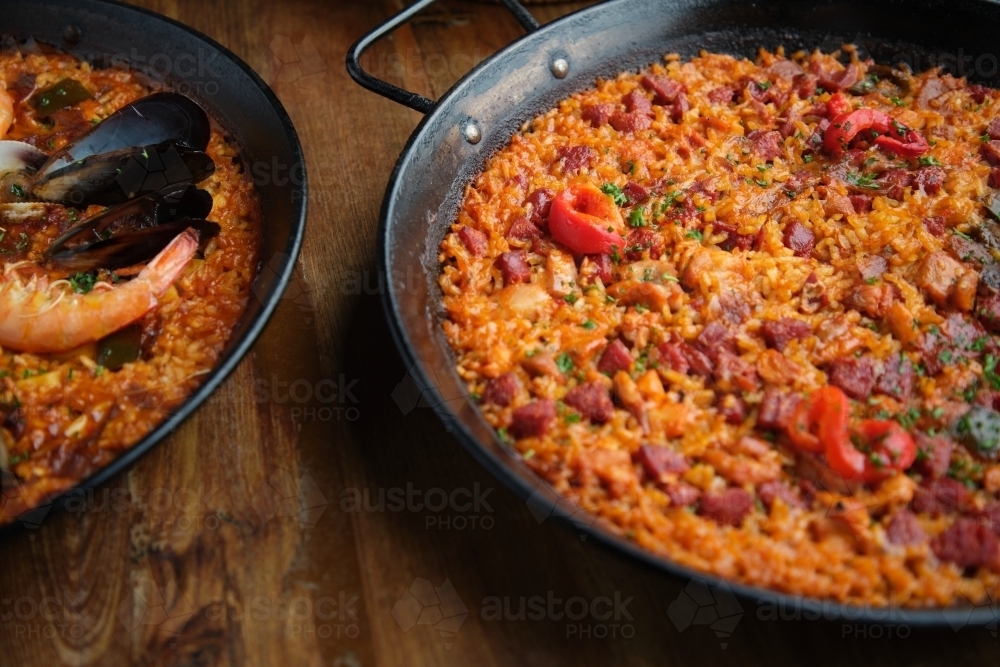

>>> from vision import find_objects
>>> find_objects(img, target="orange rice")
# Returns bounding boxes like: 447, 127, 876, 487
439, 47, 1000, 607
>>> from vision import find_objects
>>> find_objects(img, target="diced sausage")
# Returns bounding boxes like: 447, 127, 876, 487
507, 216, 541, 241
971, 85, 993, 105
610, 110, 653, 133
623, 181, 651, 204
793, 73, 818, 99
699, 488, 753, 527
827, 356, 876, 399
877, 168, 913, 200
917, 76, 956, 108
564, 382, 614, 423
978, 292, 1000, 333
886, 510, 927, 546
582, 103, 615, 127
931, 518, 1000, 569
695, 321, 736, 360
874, 355, 914, 400
598, 339, 632, 375
713, 350, 759, 392
767, 59, 804, 81
482, 372, 520, 407
924, 216, 947, 236
494, 251, 531, 285
987, 118, 1000, 140
717, 394, 747, 425
913, 166, 946, 195
757, 388, 801, 431
707, 86, 737, 104
634, 444, 690, 481
669, 94, 690, 123
912, 434, 954, 479
981, 140, 1000, 166
624, 228, 665, 261
526, 188, 555, 227
782, 221, 815, 257
509, 399, 556, 439
458, 226, 488, 256
655, 342, 689, 375
711, 221, 754, 252
849, 194, 872, 213
717, 291, 752, 324
757, 480, 804, 511
911, 477, 971, 516
623, 88, 653, 115
814, 62, 859, 92
557, 145, 597, 173
990, 167, 1000, 188
580, 253, 613, 286
641, 75, 685, 105
665, 482, 701, 507
761, 317, 811, 351
747, 129, 783, 161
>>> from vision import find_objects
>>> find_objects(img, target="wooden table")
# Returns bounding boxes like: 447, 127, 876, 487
2, 1, 998, 664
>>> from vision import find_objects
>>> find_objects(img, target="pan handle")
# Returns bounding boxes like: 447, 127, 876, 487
346, 0, 540, 114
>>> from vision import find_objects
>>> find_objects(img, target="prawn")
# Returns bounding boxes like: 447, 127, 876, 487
0, 228, 199, 354
0, 86, 13, 138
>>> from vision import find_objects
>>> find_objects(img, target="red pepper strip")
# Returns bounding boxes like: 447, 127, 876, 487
785, 386, 865, 478
549, 184, 626, 255
852, 419, 918, 483
823, 109, 929, 158
826, 91, 851, 118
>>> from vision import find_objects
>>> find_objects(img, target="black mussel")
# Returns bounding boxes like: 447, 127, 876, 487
46, 183, 213, 255
30, 142, 214, 206
34, 92, 210, 181
48, 218, 220, 271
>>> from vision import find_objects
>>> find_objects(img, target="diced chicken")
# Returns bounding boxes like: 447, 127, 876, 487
606, 280, 675, 313
546, 248, 578, 298
497, 283, 552, 320
916, 250, 978, 311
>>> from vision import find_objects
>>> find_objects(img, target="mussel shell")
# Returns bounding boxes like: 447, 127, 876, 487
35, 92, 210, 180
48, 218, 220, 271
46, 183, 213, 253
30, 142, 214, 206
0, 140, 47, 176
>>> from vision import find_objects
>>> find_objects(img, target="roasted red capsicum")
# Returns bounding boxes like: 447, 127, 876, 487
823, 107, 929, 158
549, 184, 627, 255
785, 386, 915, 481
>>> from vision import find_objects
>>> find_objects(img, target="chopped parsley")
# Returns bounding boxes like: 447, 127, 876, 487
890, 96, 905, 107
556, 352, 574, 374
69, 271, 97, 294
846, 171, 878, 189
10, 183, 25, 199
919, 155, 942, 167
563, 293, 578, 304
802, 154, 814, 163
628, 207, 647, 228
601, 183, 627, 206
581, 320, 597, 330
756, 80, 772, 91
686, 229, 703, 242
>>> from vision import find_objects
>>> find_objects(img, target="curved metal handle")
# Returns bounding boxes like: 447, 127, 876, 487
346, 0, 539, 114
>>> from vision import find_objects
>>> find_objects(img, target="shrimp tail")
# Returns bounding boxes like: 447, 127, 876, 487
138, 227, 200, 295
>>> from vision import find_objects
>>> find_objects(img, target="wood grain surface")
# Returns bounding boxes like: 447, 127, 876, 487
1, 1, 998, 665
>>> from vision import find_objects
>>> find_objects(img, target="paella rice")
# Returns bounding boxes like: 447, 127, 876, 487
440, 46, 1000, 607
0, 46, 260, 523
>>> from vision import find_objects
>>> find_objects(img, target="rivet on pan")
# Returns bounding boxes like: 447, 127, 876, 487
63, 25, 82, 45
551, 58, 569, 79
464, 122, 482, 145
